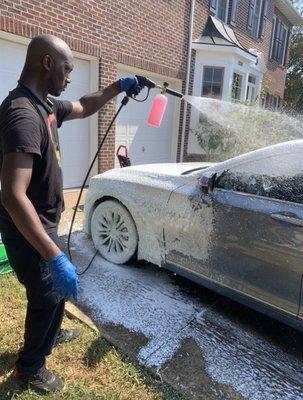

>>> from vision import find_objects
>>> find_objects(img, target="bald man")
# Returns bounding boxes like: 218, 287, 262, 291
0, 35, 141, 393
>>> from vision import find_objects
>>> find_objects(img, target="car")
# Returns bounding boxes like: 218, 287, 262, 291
84, 139, 303, 331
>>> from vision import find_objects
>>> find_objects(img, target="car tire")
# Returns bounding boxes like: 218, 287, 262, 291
91, 200, 138, 264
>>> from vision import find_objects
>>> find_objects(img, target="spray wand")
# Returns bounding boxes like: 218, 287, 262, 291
135, 76, 183, 98
68, 76, 183, 275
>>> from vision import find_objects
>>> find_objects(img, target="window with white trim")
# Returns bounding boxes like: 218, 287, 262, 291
273, 95, 281, 111
202, 67, 224, 99
246, 75, 257, 104
210, 0, 229, 22
251, 0, 262, 37
270, 16, 289, 65
231, 73, 243, 101
247, 0, 268, 39
217, 0, 228, 21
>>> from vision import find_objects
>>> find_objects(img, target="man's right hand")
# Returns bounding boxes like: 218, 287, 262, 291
119, 76, 142, 96
47, 252, 78, 301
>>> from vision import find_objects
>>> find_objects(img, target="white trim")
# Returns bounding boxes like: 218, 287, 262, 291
116, 64, 182, 163
0, 30, 30, 45
0, 30, 99, 178
275, 0, 303, 26
201, 65, 225, 98
192, 42, 257, 64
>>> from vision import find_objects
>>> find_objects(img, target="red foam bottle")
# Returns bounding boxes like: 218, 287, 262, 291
147, 93, 168, 128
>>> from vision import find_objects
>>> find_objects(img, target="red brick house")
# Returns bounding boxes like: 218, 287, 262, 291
0, 1, 302, 188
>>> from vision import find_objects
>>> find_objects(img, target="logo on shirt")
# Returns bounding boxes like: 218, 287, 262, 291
47, 114, 61, 167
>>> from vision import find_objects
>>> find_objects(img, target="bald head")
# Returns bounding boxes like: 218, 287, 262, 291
26, 35, 73, 65
20, 35, 74, 97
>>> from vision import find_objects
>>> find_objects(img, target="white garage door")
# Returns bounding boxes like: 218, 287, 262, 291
115, 70, 179, 167
0, 38, 91, 188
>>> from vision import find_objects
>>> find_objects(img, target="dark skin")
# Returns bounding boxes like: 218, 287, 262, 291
1, 35, 121, 261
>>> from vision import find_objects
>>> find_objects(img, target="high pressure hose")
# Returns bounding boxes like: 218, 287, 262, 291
67, 77, 183, 276
67, 95, 130, 275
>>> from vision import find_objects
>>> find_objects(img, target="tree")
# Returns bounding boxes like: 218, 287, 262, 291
284, 1, 303, 111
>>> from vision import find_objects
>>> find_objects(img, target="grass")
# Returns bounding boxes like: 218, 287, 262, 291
0, 273, 184, 400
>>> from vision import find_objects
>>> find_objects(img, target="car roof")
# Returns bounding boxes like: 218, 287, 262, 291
207, 139, 303, 173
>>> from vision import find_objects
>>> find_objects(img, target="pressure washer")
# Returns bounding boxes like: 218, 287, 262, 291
67, 75, 183, 275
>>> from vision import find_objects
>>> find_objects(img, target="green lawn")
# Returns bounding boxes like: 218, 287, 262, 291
0, 274, 184, 400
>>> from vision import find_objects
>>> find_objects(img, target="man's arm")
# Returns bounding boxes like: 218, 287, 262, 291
1, 152, 61, 260
64, 81, 120, 121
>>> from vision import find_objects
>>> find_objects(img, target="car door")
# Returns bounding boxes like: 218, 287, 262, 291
165, 142, 303, 317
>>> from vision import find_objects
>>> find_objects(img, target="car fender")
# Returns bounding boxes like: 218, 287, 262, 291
84, 178, 173, 266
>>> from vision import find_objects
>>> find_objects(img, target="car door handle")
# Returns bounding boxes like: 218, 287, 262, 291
270, 213, 303, 227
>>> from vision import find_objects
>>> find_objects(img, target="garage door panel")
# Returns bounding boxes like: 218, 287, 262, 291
116, 71, 177, 167
57, 59, 91, 188
0, 39, 92, 189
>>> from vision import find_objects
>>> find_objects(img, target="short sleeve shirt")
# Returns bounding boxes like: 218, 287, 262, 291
0, 84, 72, 233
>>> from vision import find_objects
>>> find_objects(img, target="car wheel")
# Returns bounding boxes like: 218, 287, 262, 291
91, 200, 138, 264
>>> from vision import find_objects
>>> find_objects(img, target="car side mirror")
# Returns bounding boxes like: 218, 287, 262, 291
198, 172, 216, 194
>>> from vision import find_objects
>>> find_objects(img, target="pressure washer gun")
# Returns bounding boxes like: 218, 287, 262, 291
135, 75, 183, 128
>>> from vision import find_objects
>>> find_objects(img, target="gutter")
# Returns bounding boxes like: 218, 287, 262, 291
179, 0, 195, 162
275, 0, 303, 26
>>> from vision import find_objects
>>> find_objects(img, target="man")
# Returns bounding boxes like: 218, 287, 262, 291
0, 34, 141, 393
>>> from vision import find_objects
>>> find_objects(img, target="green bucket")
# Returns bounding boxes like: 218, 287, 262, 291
0, 241, 12, 275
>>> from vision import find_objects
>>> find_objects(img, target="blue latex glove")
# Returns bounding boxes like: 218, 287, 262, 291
119, 76, 142, 96
47, 252, 78, 301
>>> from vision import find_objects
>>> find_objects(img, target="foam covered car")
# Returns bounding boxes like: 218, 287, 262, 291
84, 140, 303, 330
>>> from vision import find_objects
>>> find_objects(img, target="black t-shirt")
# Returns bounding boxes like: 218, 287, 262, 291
0, 84, 72, 233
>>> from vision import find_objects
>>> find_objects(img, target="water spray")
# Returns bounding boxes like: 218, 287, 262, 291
68, 76, 184, 275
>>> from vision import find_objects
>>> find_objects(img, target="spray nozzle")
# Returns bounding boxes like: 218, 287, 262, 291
136, 75, 183, 99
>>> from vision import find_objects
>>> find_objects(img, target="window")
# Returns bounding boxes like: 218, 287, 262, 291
251, 0, 262, 37
231, 73, 243, 101
270, 17, 289, 65
217, 0, 228, 21
202, 67, 224, 99
246, 75, 257, 104
265, 93, 281, 111
216, 150, 303, 204
247, 0, 268, 39
273, 95, 280, 111
210, 0, 229, 22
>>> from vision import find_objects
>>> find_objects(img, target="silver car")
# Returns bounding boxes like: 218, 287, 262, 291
84, 139, 303, 331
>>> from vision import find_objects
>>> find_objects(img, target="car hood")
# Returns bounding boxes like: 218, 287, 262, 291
91, 162, 216, 183
119, 162, 216, 176
89, 162, 217, 194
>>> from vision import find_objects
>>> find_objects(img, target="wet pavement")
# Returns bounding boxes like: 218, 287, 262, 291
60, 190, 303, 400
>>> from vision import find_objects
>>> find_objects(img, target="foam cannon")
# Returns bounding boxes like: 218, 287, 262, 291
135, 75, 183, 128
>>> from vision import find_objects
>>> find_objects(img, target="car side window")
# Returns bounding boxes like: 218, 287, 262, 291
215, 152, 303, 204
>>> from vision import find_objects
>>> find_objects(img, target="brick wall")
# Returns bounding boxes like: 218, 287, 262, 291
0, 0, 191, 170
0, 0, 294, 169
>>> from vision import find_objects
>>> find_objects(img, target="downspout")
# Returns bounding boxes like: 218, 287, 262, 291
179, 0, 195, 162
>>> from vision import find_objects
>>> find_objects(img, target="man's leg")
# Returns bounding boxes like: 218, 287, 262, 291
2, 230, 65, 384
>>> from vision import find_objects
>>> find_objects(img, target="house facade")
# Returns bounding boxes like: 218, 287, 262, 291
0, 0, 301, 187
185, 0, 303, 161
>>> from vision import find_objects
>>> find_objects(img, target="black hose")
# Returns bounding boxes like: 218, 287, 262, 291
67, 95, 130, 275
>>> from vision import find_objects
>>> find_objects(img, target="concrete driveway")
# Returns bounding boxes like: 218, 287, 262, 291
60, 190, 303, 400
